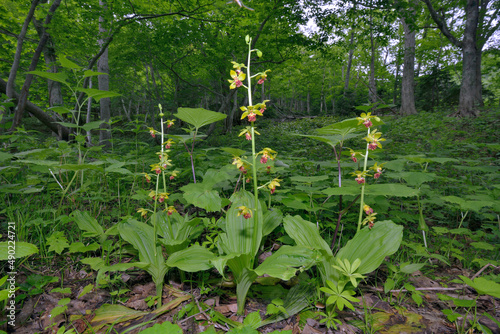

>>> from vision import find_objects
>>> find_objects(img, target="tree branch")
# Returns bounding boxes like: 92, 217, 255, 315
421, 0, 463, 48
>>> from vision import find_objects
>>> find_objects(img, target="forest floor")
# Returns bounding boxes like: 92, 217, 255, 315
8, 262, 500, 334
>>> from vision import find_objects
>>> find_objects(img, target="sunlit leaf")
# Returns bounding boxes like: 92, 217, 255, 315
175, 107, 226, 130
27, 70, 69, 84
166, 244, 214, 272
83, 70, 107, 77
337, 221, 403, 274
0, 241, 38, 260
78, 88, 121, 101
59, 55, 81, 70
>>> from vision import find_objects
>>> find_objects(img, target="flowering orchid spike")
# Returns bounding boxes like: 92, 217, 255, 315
226, 0, 254, 11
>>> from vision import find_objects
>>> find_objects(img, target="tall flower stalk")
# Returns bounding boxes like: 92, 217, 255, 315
141, 104, 178, 255
353, 112, 385, 232
229, 35, 276, 266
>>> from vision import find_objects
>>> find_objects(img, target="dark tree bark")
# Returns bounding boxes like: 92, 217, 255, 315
32, 17, 63, 108
9, 0, 61, 131
0, 78, 70, 140
421, 0, 499, 116
400, 14, 417, 115
6, 0, 39, 102
344, 30, 355, 97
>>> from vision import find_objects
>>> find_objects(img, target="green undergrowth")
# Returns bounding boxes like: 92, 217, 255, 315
1, 101, 499, 333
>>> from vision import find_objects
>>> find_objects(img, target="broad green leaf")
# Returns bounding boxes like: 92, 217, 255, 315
105, 162, 132, 175
57, 163, 103, 171
0, 152, 13, 162
366, 184, 419, 197
336, 221, 403, 275
118, 219, 169, 286
290, 175, 329, 183
138, 321, 183, 334
59, 55, 81, 70
83, 70, 107, 78
281, 196, 310, 211
48, 106, 73, 116
317, 117, 384, 135
82, 120, 105, 132
155, 212, 200, 254
283, 215, 332, 256
202, 169, 231, 188
90, 304, 147, 331
68, 242, 100, 253
46, 232, 69, 254
243, 311, 262, 329
470, 242, 495, 250
78, 88, 121, 102
400, 263, 426, 274
322, 186, 360, 196
181, 183, 222, 212
220, 147, 246, 157
55, 121, 80, 128
442, 196, 494, 212
71, 210, 105, 242
400, 172, 436, 187
27, 70, 68, 84
80, 257, 105, 270
459, 276, 500, 298
51, 305, 68, 318
169, 133, 196, 144
384, 278, 395, 293
254, 245, 318, 280
0, 241, 38, 260
262, 209, 283, 237
175, 107, 226, 130
218, 190, 263, 257
166, 244, 214, 272
78, 284, 94, 298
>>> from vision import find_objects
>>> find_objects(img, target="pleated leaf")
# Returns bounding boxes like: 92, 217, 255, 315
166, 244, 214, 272
254, 245, 318, 281
336, 220, 403, 274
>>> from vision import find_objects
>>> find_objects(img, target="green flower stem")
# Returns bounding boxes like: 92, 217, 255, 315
247, 37, 253, 107
356, 127, 371, 233
247, 36, 259, 268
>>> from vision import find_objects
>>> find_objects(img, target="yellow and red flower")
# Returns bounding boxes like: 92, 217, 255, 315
237, 206, 252, 219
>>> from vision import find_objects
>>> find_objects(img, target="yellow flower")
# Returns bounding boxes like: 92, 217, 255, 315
258, 147, 277, 164
237, 206, 252, 219
229, 69, 246, 89
166, 206, 177, 216
238, 126, 260, 140
268, 178, 282, 194
137, 208, 148, 217
166, 119, 175, 128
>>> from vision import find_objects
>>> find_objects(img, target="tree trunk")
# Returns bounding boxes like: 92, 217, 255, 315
344, 30, 355, 97
422, 0, 482, 116
9, 0, 61, 132
6, 0, 39, 101
32, 17, 63, 108
98, 0, 111, 147
87, 78, 93, 144
0, 78, 70, 140
400, 15, 417, 115
393, 57, 400, 105
457, 0, 479, 117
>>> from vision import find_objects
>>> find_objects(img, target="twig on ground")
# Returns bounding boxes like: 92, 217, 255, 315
471, 263, 500, 280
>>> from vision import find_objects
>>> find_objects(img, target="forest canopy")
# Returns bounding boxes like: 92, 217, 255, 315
0, 0, 499, 140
